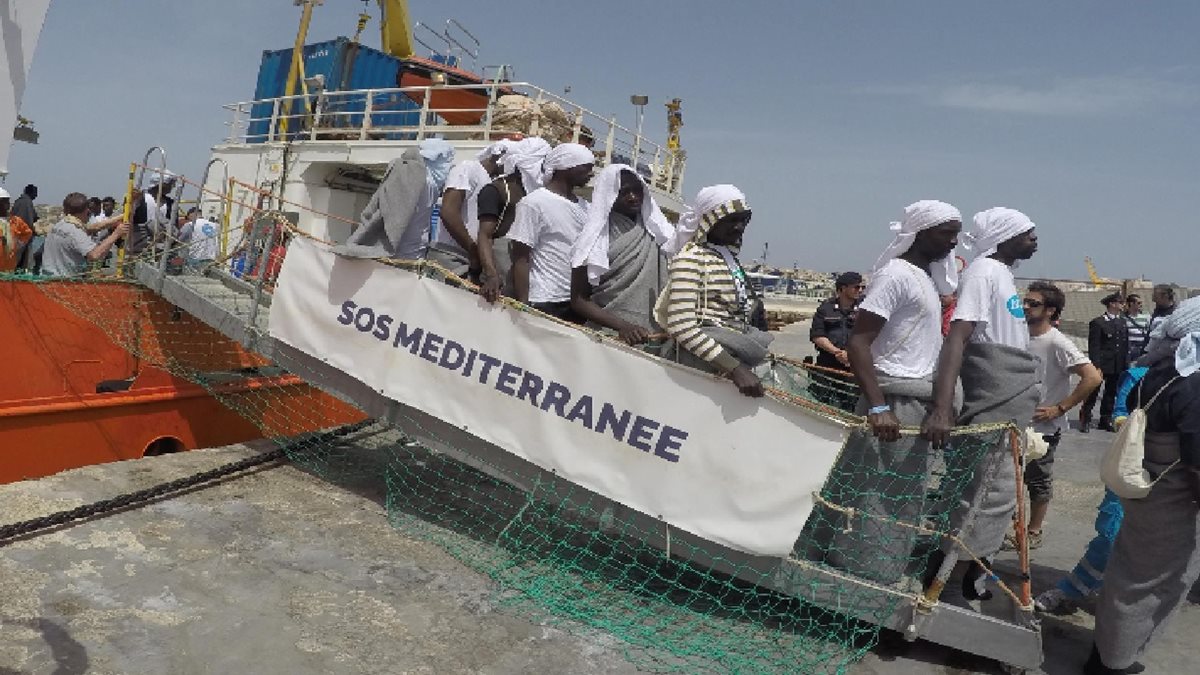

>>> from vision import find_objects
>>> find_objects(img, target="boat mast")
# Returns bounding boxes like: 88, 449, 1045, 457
279, 0, 322, 137
378, 0, 416, 58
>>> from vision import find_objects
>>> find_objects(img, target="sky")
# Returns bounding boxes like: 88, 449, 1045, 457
7, 1, 1200, 284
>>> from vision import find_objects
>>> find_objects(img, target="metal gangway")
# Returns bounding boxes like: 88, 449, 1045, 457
124, 166, 1042, 674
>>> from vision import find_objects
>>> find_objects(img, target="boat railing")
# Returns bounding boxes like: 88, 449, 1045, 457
220, 82, 687, 197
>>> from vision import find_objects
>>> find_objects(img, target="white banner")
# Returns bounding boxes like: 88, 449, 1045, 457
270, 238, 848, 556
1, 0, 52, 175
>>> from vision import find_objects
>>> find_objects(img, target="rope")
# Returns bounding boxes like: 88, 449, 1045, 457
807, 423, 1036, 614
0, 420, 373, 546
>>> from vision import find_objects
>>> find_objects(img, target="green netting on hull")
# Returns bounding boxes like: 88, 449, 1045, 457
7, 247, 1011, 674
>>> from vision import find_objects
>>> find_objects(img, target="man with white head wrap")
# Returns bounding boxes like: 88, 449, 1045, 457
1089, 296, 1200, 675
436, 139, 515, 279
475, 137, 552, 302
507, 143, 594, 321
659, 184, 769, 397
337, 139, 457, 264
803, 200, 963, 582
567, 164, 675, 343
128, 169, 178, 256
921, 206, 1042, 607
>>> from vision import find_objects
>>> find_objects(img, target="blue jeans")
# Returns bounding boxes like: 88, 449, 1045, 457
1056, 489, 1124, 599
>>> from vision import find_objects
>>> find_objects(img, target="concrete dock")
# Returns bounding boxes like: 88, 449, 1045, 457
0, 440, 644, 675
2, 423, 1197, 674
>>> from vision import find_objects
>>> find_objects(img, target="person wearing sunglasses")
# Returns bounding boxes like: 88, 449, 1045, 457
1006, 282, 1101, 551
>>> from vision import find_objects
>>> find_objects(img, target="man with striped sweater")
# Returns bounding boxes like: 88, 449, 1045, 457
660, 185, 770, 397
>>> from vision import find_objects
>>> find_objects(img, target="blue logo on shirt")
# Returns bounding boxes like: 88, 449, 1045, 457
1007, 294, 1025, 318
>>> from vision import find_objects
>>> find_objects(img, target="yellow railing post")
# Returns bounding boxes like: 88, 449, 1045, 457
221, 177, 235, 259
116, 162, 137, 278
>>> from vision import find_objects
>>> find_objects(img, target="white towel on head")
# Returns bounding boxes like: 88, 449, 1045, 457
962, 207, 1035, 263
870, 199, 962, 295
146, 168, 177, 185
665, 184, 748, 255
540, 143, 595, 183
418, 138, 455, 193
476, 139, 516, 162
569, 164, 675, 284
1138, 295, 1200, 375
500, 137, 552, 194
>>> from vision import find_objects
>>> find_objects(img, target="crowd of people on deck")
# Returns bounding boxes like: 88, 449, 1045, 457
348, 137, 781, 395
362, 140, 1193, 674
5, 134, 1197, 673
354, 140, 1196, 675
0, 172, 222, 277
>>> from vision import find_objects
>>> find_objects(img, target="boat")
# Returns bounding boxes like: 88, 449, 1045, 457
0, 278, 365, 483
0, 2, 364, 483
4, 2, 1045, 672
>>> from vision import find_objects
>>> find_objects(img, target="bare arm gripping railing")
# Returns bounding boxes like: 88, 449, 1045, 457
117, 146, 167, 277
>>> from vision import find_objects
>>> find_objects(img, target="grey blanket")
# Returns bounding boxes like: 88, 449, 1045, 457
670, 325, 773, 374
590, 214, 669, 331
425, 245, 470, 277
491, 235, 514, 297
802, 374, 940, 584
1095, 431, 1200, 670
946, 342, 1042, 557
335, 149, 425, 258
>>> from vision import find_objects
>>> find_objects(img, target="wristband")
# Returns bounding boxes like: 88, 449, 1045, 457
868, 404, 892, 415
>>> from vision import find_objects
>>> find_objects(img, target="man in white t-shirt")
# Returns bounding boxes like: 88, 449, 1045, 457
438, 140, 513, 280
922, 207, 1043, 607
508, 143, 594, 323
807, 200, 962, 583
179, 208, 221, 267
1008, 281, 1101, 551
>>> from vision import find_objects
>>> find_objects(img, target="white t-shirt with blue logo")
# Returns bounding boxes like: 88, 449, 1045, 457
184, 218, 221, 262
952, 257, 1029, 350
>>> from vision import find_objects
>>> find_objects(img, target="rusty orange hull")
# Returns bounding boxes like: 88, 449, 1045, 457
0, 279, 364, 484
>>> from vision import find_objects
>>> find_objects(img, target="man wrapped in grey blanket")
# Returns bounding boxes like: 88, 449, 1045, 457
803, 199, 966, 585
944, 343, 1041, 556
569, 165, 676, 345
334, 140, 468, 275
804, 374, 946, 584
921, 206, 1042, 606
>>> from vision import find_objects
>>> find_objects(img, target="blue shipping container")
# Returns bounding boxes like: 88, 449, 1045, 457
247, 37, 421, 142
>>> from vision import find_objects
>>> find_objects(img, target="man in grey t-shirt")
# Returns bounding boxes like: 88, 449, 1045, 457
41, 192, 129, 276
